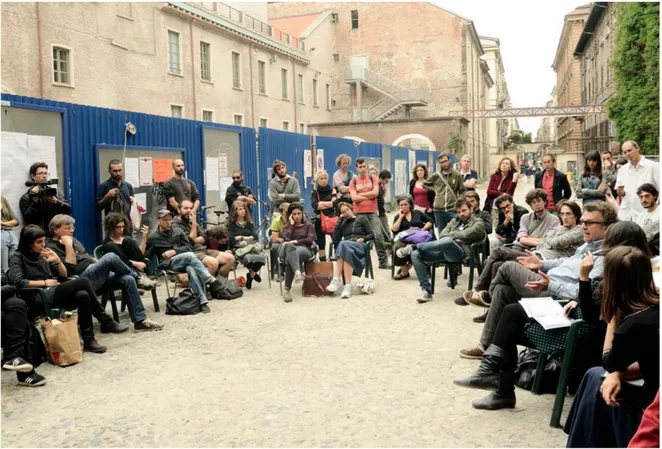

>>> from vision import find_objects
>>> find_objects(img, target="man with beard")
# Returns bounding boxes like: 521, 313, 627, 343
268, 160, 300, 215
163, 159, 200, 216
96, 159, 135, 234
224, 170, 255, 213
19, 162, 72, 235
634, 183, 660, 247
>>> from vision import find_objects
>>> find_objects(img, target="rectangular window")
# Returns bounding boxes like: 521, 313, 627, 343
233, 114, 244, 126
281, 68, 289, 100
200, 41, 211, 81
171, 105, 183, 118
202, 110, 214, 122
232, 51, 241, 88
282, 120, 290, 131
299, 123, 306, 134
297, 74, 304, 104
351, 10, 359, 29
312, 79, 319, 106
259, 117, 268, 128
168, 30, 181, 74
325, 83, 331, 109
52, 46, 71, 85
258, 60, 266, 94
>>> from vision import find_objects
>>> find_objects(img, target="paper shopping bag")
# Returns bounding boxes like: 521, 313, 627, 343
40, 312, 83, 367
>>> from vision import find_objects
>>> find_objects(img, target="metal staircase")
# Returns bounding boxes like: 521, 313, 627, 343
344, 67, 430, 121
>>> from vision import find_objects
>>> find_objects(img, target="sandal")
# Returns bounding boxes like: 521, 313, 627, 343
394, 272, 410, 280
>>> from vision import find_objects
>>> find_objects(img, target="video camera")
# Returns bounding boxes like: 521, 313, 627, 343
25, 179, 59, 198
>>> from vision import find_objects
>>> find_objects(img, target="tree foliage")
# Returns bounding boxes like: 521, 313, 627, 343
507, 129, 532, 146
606, 2, 659, 154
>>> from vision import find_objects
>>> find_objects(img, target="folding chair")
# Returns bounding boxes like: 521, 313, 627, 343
427, 236, 489, 293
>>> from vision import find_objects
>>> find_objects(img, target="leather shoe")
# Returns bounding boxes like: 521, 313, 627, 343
472, 391, 516, 410
83, 339, 107, 354
100, 321, 130, 334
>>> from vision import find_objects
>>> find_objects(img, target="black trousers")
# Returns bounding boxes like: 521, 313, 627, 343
51, 278, 106, 341
103, 239, 144, 268
491, 303, 534, 373
1, 295, 29, 361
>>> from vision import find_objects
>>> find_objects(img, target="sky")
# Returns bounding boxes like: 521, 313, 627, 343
433, 0, 589, 135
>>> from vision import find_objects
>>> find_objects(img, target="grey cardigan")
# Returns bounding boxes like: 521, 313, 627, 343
268, 176, 301, 211
536, 225, 584, 259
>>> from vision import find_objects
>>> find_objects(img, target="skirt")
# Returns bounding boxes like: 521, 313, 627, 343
335, 241, 366, 277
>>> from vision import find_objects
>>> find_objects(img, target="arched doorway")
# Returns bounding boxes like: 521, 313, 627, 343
391, 134, 436, 151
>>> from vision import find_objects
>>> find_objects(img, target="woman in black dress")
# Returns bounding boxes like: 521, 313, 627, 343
391, 195, 433, 280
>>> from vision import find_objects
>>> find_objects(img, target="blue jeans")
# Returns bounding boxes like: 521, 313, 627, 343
433, 211, 457, 235
411, 237, 465, 292
80, 253, 146, 323
163, 252, 211, 306
1, 229, 18, 272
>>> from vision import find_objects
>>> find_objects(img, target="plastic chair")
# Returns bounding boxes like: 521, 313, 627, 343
427, 235, 489, 293
18, 287, 68, 319
329, 240, 375, 281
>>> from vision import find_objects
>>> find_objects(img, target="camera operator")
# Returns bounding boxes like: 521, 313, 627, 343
19, 162, 71, 234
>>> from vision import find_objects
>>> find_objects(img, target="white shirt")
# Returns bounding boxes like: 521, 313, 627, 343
615, 156, 660, 221
635, 206, 660, 242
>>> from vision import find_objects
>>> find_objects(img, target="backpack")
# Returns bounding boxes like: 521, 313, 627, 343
214, 279, 244, 300
165, 289, 200, 315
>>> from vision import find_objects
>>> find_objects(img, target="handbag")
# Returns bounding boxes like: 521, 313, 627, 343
302, 261, 334, 297
514, 348, 562, 394
317, 191, 339, 234
165, 289, 200, 315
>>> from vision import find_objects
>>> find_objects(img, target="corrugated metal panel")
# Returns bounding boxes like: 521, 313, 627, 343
415, 149, 431, 168
315, 136, 357, 176
1, 94, 255, 250
389, 145, 410, 197
358, 142, 382, 159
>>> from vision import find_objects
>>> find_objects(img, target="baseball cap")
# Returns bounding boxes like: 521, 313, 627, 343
157, 209, 173, 218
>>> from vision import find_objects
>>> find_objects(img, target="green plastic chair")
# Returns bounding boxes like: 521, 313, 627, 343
428, 235, 489, 293
329, 240, 375, 280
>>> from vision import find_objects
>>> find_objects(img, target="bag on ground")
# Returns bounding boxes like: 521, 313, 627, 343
39, 312, 83, 367
213, 277, 244, 300
514, 348, 562, 394
302, 261, 334, 297
165, 289, 200, 315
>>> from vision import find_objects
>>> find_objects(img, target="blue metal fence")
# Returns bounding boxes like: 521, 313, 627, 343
315, 136, 357, 177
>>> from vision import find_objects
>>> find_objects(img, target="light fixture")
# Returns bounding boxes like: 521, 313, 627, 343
125, 122, 137, 135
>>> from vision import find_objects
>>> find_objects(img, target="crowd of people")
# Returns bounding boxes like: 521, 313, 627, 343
1, 141, 660, 447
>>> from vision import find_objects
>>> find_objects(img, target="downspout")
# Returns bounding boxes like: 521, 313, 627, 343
36, 3, 44, 98
249, 45, 256, 127
189, 20, 197, 119
291, 57, 297, 128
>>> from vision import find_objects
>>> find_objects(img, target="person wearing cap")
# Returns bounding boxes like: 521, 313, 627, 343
145, 209, 227, 313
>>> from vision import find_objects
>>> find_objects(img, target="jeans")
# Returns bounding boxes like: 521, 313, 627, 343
279, 244, 313, 290
163, 252, 211, 306
80, 253, 147, 323
411, 237, 465, 292
358, 213, 387, 265
433, 211, 457, 235
1, 229, 18, 272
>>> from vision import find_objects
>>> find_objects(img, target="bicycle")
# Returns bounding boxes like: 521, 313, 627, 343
196, 205, 228, 229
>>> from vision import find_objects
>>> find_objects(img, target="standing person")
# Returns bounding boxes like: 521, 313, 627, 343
224, 170, 256, 213
19, 162, 72, 234
484, 157, 519, 213
634, 183, 660, 245
311, 171, 337, 262
423, 153, 465, 235
1, 196, 19, 272
279, 203, 316, 303
615, 140, 660, 221
575, 150, 608, 205
601, 150, 618, 197
459, 155, 478, 191
163, 159, 199, 215
268, 160, 301, 215
409, 163, 435, 215
535, 153, 572, 212
349, 158, 388, 269
332, 154, 354, 205
377, 169, 393, 245
96, 159, 135, 233
227, 201, 265, 289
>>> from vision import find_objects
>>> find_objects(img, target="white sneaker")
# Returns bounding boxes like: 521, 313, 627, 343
294, 270, 305, 284
341, 285, 352, 298
416, 289, 433, 303
396, 245, 414, 259
327, 276, 343, 293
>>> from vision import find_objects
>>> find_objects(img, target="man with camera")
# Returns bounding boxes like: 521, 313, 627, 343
19, 162, 72, 234
96, 159, 135, 234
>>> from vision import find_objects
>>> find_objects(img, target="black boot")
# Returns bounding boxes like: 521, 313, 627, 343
99, 315, 130, 333
453, 345, 506, 391
81, 324, 108, 354
472, 371, 517, 410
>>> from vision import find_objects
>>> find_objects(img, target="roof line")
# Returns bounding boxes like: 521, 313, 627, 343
428, 2, 484, 55
300, 11, 332, 39
574, 2, 609, 56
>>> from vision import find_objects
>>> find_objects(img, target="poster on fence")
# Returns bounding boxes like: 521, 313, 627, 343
304, 149, 312, 179
394, 159, 407, 196
408, 150, 416, 174
316, 149, 324, 173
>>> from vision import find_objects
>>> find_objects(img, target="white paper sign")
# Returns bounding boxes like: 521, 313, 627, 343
304, 149, 312, 178
219, 153, 228, 177
219, 177, 232, 201
27, 135, 58, 179
1, 132, 29, 232
394, 159, 407, 196
139, 157, 153, 186
316, 149, 324, 173
206, 157, 220, 191
134, 192, 147, 211
408, 150, 416, 174
124, 157, 140, 187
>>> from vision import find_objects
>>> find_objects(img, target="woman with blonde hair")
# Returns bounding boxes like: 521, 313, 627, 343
484, 157, 519, 212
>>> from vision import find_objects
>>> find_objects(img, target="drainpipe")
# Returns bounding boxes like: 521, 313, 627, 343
36, 3, 44, 98
189, 20, 197, 119
249, 45, 256, 127
291, 57, 297, 128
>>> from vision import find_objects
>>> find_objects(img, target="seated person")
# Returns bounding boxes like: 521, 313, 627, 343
464, 191, 493, 234
512, 188, 561, 251
628, 390, 660, 448
454, 222, 649, 411
458, 201, 618, 360
565, 246, 659, 448
311, 170, 338, 262
461, 200, 583, 306
146, 209, 227, 312
102, 213, 151, 282
269, 202, 290, 278
172, 200, 235, 278
397, 199, 486, 303
9, 225, 126, 353
490, 194, 528, 252
227, 201, 265, 290
326, 202, 374, 299
279, 203, 316, 303
391, 195, 433, 280
46, 215, 162, 332
1, 271, 47, 386
634, 183, 660, 249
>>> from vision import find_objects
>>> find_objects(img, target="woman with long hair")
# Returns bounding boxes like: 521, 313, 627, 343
279, 203, 316, 303
409, 163, 435, 215
228, 201, 264, 289
311, 170, 337, 262
326, 202, 374, 299
575, 150, 608, 204
8, 225, 126, 354
391, 195, 433, 280
102, 213, 151, 285
484, 157, 519, 212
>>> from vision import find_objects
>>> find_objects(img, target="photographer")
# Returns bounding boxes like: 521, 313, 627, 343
19, 162, 71, 234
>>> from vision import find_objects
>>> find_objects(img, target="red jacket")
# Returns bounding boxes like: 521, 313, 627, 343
629, 390, 659, 448
484, 172, 518, 210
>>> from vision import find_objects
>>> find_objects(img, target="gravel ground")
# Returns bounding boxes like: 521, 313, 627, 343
2, 181, 571, 448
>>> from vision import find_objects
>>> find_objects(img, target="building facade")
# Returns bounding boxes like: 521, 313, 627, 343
536, 86, 558, 143
480, 36, 511, 156
1, 2, 334, 131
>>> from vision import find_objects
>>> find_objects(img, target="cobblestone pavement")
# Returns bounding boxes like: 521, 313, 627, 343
2, 182, 569, 448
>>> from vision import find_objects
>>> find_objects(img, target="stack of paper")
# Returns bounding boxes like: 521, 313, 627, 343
520, 297, 574, 330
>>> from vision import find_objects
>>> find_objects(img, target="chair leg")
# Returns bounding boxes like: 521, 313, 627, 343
550, 323, 582, 428
430, 264, 436, 294
160, 272, 171, 299
468, 262, 475, 291
278, 258, 283, 296
267, 255, 272, 288
532, 353, 546, 395
151, 289, 160, 313
107, 292, 120, 323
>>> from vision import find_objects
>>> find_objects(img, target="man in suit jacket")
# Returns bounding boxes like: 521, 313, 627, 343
535, 153, 571, 212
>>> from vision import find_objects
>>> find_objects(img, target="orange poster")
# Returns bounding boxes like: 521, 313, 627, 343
153, 158, 173, 183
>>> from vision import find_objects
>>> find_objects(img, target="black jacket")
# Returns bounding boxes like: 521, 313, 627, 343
409, 179, 435, 210
534, 169, 572, 207
495, 205, 528, 244
311, 184, 337, 217
332, 215, 374, 245
145, 227, 193, 260
224, 183, 254, 212
19, 189, 72, 234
